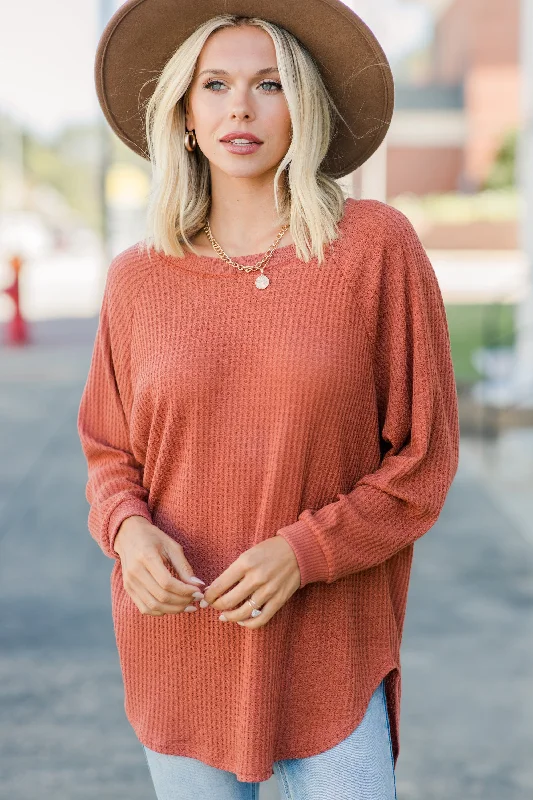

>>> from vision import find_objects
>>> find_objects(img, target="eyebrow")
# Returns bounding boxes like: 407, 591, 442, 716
197, 67, 280, 78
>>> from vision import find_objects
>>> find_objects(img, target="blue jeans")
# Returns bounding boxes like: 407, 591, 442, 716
141, 678, 397, 800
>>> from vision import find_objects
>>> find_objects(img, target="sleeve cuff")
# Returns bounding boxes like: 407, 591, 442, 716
108, 498, 153, 558
276, 517, 329, 587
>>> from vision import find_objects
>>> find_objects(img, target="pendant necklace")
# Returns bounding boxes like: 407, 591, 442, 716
203, 220, 290, 289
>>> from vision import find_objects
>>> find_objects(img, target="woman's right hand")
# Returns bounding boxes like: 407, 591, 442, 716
113, 516, 205, 616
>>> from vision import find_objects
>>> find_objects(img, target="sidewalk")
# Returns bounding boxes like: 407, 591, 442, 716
0, 320, 532, 799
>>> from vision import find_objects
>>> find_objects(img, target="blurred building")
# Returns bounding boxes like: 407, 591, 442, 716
387, 0, 521, 195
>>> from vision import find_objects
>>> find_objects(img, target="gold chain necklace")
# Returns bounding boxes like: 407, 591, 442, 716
203, 219, 290, 290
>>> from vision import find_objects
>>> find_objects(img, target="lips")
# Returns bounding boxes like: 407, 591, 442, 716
220, 131, 263, 143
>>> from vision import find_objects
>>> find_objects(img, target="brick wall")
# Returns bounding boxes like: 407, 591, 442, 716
433, 0, 521, 187
387, 146, 463, 195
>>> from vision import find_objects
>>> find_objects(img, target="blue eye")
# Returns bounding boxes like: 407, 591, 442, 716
260, 80, 283, 92
202, 79, 225, 91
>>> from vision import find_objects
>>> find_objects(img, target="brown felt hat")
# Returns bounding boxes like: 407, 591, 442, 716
94, 0, 394, 178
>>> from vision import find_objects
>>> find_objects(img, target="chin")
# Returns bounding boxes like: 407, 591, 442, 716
210, 158, 278, 180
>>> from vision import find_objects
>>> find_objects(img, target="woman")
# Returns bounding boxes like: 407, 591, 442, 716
78, 2, 460, 798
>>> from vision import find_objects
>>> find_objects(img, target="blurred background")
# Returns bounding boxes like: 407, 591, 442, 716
1, 1, 532, 798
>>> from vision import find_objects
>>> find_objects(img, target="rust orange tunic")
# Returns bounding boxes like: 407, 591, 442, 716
77, 198, 459, 782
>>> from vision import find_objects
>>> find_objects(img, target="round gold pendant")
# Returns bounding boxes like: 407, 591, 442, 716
255, 274, 269, 289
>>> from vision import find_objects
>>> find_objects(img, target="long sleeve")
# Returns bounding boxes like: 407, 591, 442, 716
276, 210, 460, 588
77, 258, 152, 559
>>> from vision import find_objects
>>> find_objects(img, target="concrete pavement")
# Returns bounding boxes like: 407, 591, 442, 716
0, 318, 532, 799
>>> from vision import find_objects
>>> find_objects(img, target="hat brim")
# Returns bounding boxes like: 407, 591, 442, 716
95, 0, 394, 178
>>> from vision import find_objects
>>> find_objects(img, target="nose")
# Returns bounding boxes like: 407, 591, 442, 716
230, 106, 254, 122
229, 86, 255, 122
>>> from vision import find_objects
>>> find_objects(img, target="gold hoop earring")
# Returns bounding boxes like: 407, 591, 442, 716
184, 129, 197, 152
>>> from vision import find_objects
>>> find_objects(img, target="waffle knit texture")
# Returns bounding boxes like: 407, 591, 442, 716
77, 197, 460, 782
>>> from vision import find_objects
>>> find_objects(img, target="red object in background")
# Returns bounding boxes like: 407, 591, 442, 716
2, 255, 30, 345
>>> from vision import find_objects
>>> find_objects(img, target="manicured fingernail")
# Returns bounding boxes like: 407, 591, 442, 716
188, 577, 205, 585
184, 606, 197, 612
219, 614, 228, 622
199, 599, 210, 608
237, 621, 245, 626
192, 592, 204, 600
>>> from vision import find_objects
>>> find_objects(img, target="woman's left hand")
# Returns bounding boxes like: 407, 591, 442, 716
200, 535, 301, 628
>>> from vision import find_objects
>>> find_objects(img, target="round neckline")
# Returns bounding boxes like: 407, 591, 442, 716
153, 238, 302, 278
151, 197, 354, 278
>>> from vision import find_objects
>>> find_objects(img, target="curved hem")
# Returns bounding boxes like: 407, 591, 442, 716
133, 659, 400, 784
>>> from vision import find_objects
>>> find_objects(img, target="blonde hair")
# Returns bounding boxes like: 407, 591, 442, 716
140, 14, 347, 264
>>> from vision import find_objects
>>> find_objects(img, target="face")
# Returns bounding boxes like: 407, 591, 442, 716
184, 25, 292, 181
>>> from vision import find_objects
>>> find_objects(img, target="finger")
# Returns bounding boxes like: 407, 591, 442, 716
130, 578, 198, 616
212, 576, 262, 615
203, 559, 248, 605
131, 564, 202, 608
142, 550, 204, 601
218, 588, 270, 622
235, 593, 281, 629
163, 538, 206, 589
